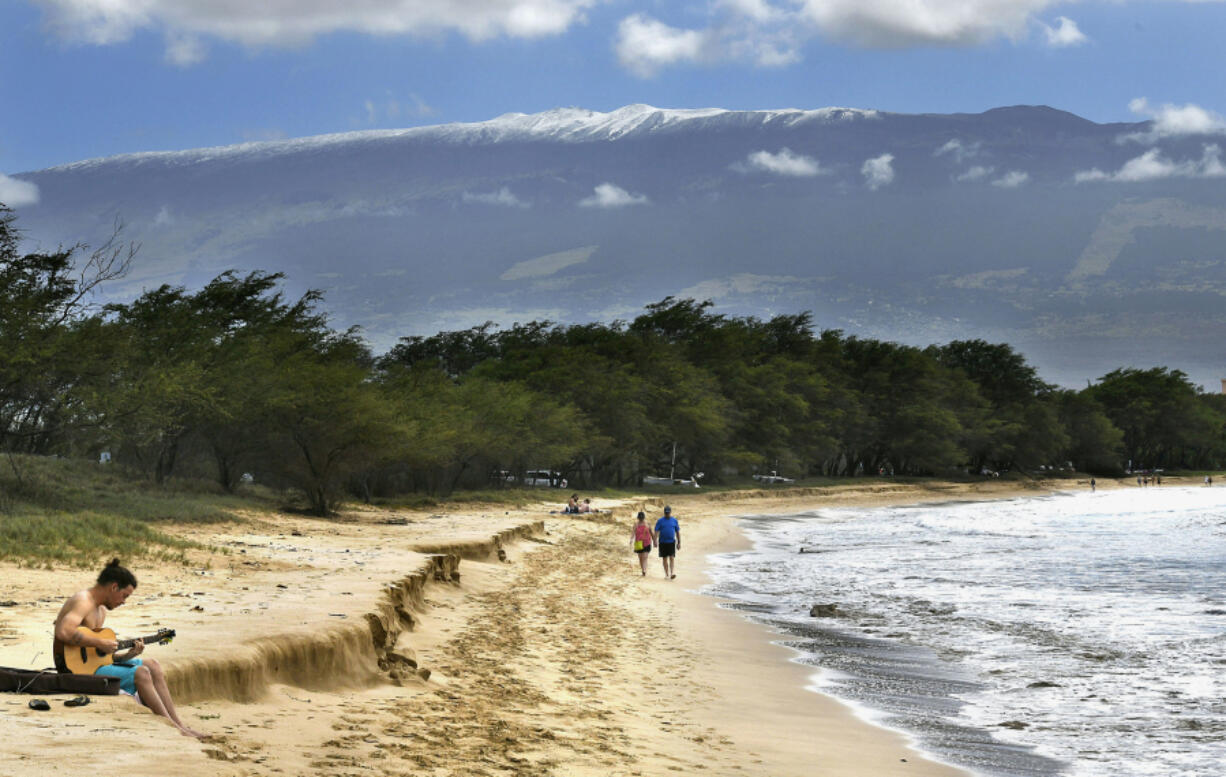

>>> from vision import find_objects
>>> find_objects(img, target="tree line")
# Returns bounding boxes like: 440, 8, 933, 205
3, 205, 1224, 515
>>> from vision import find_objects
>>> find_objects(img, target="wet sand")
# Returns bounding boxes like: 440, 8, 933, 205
0, 477, 1113, 776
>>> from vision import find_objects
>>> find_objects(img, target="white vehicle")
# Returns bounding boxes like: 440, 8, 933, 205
752, 471, 795, 485
643, 442, 703, 487
643, 472, 704, 488
521, 470, 567, 488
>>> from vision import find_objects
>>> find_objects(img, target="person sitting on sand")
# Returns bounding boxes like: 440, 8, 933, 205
52, 558, 208, 739
579, 498, 593, 514
632, 511, 653, 576
566, 494, 580, 514
653, 506, 680, 580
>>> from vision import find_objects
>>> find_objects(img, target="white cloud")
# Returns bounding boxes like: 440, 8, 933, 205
615, 14, 709, 77
739, 148, 824, 177
360, 91, 435, 127
956, 165, 995, 182
164, 31, 206, 65
717, 0, 786, 24
35, 0, 598, 61
1040, 16, 1087, 48
612, 1, 1185, 76
796, 0, 1046, 48
615, 7, 801, 77
463, 186, 530, 208
934, 138, 981, 162
678, 272, 804, 301
1123, 98, 1226, 143
861, 153, 895, 190
579, 182, 649, 208
0, 173, 40, 207
992, 170, 1030, 188
1075, 145, 1226, 183
501, 245, 597, 280
154, 205, 174, 225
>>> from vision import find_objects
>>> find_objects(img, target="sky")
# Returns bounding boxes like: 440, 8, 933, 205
2, 0, 1226, 184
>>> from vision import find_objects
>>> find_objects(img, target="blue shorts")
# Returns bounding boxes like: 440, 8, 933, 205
96, 659, 143, 695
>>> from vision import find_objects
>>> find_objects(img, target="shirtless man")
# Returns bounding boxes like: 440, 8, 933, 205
53, 558, 207, 738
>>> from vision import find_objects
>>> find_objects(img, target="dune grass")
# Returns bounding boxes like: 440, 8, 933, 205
0, 454, 255, 566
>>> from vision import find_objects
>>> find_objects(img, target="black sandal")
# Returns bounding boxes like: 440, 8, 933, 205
64, 695, 90, 707
28, 699, 50, 711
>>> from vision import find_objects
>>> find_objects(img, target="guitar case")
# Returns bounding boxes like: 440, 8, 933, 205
0, 666, 120, 695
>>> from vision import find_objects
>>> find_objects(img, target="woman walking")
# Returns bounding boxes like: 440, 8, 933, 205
632, 511, 653, 576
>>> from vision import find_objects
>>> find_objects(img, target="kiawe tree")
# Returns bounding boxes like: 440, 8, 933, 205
929, 339, 1067, 472
0, 205, 132, 459
1086, 367, 1223, 470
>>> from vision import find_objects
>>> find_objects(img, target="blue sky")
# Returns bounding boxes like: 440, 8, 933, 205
2, 0, 1226, 180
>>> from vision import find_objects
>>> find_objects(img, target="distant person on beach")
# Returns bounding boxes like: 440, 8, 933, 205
632, 511, 653, 576
580, 498, 593, 513
52, 559, 208, 739
1090, 477, 1096, 492
653, 506, 680, 579
566, 494, 579, 513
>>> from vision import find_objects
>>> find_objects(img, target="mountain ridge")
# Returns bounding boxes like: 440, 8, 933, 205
8, 103, 1225, 390
30, 104, 1130, 176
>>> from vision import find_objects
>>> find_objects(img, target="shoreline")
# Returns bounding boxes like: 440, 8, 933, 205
646, 478, 1102, 777
654, 510, 969, 776
0, 476, 1122, 776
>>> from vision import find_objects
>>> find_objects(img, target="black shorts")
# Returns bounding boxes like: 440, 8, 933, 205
636, 545, 652, 555
659, 542, 676, 558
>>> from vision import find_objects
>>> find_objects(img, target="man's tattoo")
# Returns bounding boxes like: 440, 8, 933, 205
69, 631, 83, 645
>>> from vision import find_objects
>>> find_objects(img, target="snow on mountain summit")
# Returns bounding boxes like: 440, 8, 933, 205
471, 104, 880, 141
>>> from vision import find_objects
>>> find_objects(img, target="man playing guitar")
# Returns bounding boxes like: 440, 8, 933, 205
52, 558, 207, 739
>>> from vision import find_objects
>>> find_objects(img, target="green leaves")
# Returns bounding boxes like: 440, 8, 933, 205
3, 200, 1223, 509
1086, 367, 1225, 470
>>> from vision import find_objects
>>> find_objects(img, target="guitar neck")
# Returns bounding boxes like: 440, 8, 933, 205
116, 632, 169, 650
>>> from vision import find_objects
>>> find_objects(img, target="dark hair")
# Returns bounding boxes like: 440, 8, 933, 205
97, 558, 137, 589
637, 511, 646, 520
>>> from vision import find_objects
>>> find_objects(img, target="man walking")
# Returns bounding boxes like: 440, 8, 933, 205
653, 505, 681, 580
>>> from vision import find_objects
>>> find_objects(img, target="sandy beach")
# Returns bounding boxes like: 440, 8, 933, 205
0, 477, 1116, 776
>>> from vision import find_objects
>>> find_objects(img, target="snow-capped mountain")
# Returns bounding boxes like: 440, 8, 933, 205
8, 104, 1226, 388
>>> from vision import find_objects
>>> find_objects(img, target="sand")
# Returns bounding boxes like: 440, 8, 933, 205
0, 476, 1119, 776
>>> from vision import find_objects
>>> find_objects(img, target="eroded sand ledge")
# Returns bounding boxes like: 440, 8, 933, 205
0, 478, 1119, 776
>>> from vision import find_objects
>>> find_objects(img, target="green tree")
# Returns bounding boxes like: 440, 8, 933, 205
930, 340, 1067, 471
0, 207, 131, 457
1055, 391, 1125, 473
1086, 367, 1216, 469
837, 336, 985, 475
258, 330, 395, 515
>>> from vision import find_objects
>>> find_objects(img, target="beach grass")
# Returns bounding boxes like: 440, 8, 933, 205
0, 454, 257, 566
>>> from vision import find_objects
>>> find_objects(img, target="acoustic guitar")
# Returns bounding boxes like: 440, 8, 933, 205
62, 626, 176, 675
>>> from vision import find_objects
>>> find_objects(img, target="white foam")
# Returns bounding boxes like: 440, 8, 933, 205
706, 487, 1226, 777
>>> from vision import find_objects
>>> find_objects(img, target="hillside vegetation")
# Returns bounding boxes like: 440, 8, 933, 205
3, 205, 1224, 518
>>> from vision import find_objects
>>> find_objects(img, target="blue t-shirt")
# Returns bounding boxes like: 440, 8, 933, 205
654, 515, 679, 544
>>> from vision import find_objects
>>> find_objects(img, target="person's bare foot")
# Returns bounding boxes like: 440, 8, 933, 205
179, 725, 211, 740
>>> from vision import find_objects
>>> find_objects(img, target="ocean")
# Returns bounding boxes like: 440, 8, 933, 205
703, 486, 1226, 777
